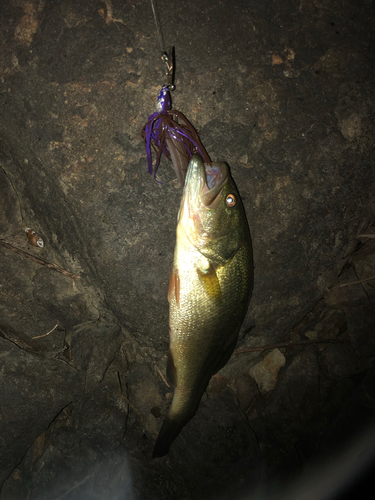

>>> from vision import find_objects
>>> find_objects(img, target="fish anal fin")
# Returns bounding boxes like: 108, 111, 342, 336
166, 346, 177, 388
197, 265, 222, 302
168, 268, 180, 306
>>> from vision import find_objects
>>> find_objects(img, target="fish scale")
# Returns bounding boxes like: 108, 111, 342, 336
153, 154, 253, 458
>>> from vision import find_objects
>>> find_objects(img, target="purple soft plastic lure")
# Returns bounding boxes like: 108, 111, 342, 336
142, 86, 211, 186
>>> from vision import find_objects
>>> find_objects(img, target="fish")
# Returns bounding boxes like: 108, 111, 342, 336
153, 154, 253, 458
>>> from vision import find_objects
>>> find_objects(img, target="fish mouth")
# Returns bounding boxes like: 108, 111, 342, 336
185, 154, 229, 209
179, 154, 229, 248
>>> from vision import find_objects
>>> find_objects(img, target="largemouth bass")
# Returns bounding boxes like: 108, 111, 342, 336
153, 154, 253, 458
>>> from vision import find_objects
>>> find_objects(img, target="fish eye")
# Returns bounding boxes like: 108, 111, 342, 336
226, 194, 236, 207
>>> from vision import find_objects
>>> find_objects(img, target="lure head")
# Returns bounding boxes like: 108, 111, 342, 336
156, 86, 171, 113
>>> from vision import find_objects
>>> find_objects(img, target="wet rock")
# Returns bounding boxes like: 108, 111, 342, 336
346, 302, 375, 358
234, 373, 259, 410
0, 337, 84, 486
261, 348, 320, 434
65, 321, 124, 387
207, 373, 229, 397
0, 367, 131, 500
1, 0, 374, 352
0, 0, 375, 498
249, 348, 321, 482
32, 267, 100, 329
125, 363, 164, 446
0, 234, 65, 350
162, 389, 261, 500
351, 238, 375, 281
320, 343, 364, 381
0, 166, 22, 239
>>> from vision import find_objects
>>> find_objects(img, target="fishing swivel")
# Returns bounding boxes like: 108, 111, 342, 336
161, 47, 175, 91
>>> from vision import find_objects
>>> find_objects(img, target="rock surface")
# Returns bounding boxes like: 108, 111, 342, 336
0, 337, 84, 486
0, 0, 374, 499
249, 348, 286, 394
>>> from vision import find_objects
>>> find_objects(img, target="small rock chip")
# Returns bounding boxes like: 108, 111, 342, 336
249, 348, 286, 394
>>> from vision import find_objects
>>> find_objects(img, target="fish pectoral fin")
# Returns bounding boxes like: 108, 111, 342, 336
168, 267, 180, 306
166, 346, 177, 388
197, 265, 222, 302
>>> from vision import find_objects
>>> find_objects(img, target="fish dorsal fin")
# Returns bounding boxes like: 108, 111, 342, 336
197, 265, 222, 302
166, 346, 177, 388
168, 268, 180, 306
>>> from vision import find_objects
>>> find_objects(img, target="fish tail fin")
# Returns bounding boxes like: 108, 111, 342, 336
152, 413, 185, 458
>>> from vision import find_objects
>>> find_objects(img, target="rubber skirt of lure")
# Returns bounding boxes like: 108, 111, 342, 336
142, 109, 211, 186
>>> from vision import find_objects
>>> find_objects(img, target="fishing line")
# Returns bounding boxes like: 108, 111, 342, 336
142, 0, 211, 184
150, 0, 166, 55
